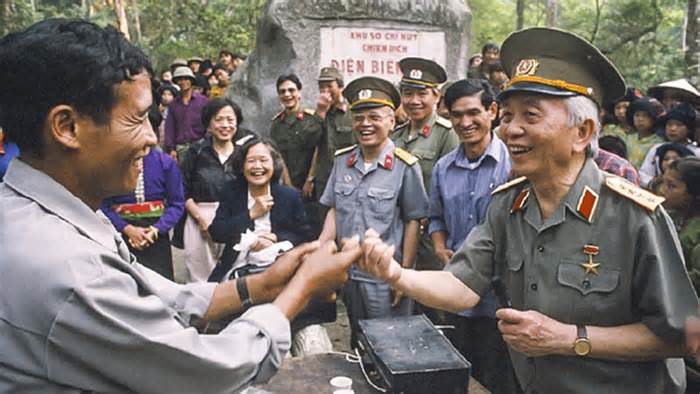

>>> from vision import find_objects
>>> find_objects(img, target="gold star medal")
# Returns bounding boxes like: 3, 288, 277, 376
580, 244, 600, 275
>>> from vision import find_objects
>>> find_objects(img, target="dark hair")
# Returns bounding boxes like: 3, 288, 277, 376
201, 98, 244, 128
656, 142, 695, 174
598, 135, 628, 159
626, 96, 663, 129
669, 156, 700, 204
444, 79, 496, 111
158, 84, 179, 98
219, 50, 233, 58
276, 74, 302, 91
482, 42, 499, 55
234, 135, 284, 184
487, 61, 505, 74
0, 19, 153, 156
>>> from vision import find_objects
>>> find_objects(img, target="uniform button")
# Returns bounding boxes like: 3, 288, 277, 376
582, 279, 591, 289
530, 283, 538, 291
537, 245, 544, 253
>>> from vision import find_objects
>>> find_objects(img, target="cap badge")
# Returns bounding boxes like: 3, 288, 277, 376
409, 69, 423, 79
358, 89, 373, 100
514, 59, 540, 77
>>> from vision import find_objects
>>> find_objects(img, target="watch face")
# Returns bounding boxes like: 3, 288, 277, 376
574, 339, 591, 356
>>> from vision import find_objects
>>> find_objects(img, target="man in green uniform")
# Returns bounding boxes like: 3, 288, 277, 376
269, 73, 323, 232
357, 27, 698, 393
392, 57, 459, 273
309, 67, 355, 207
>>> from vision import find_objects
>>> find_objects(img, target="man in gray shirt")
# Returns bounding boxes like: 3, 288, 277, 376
0, 19, 360, 393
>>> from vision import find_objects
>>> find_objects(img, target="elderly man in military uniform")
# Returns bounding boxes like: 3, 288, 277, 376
318, 76, 429, 346
357, 27, 698, 393
392, 57, 460, 275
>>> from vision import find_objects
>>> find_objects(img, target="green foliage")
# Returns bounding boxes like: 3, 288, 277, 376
468, 0, 691, 90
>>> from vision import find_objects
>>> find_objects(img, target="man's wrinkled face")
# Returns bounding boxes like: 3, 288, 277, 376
352, 106, 395, 148
499, 93, 583, 178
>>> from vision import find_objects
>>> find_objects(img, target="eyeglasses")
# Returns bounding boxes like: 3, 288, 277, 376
352, 113, 392, 124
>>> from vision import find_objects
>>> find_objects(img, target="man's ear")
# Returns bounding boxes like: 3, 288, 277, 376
487, 101, 498, 121
573, 118, 596, 154
46, 105, 82, 150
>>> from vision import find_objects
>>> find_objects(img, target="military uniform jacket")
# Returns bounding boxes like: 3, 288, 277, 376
445, 159, 698, 394
391, 114, 459, 194
316, 102, 355, 188
269, 109, 322, 189
320, 140, 429, 282
0, 159, 291, 393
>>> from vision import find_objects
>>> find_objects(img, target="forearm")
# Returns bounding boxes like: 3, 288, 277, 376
201, 273, 278, 323
431, 231, 448, 251
393, 269, 479, 313
184, 198, 202, 221
401, 219, 420, 268
307, 147, 319, 180
582, 323, 685, 361
318, 208, 336, 244
272, 274, 311, 320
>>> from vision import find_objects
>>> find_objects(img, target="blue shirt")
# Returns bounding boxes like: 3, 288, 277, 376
429, 134, 511, 317
0, 142, 20, 182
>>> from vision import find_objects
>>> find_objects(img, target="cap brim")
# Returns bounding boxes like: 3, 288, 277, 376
351, 102, 393, 111
498, 82, 579, 102
317, 77, 336, 82
400, 81, 432, 90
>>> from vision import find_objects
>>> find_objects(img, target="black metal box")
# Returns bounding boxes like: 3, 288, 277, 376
358, 314, 471, 394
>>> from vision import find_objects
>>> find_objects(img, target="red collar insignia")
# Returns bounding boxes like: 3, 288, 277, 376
296, 112, 304, 121
383, 153, 394, 170
0, 132, 4, 155
346, 151, 357, 167
576, 186, 599, 223
510, 188, 530, 214
422, 124, 431, 138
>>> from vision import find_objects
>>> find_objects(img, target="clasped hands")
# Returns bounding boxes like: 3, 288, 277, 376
123, 225, 159, 251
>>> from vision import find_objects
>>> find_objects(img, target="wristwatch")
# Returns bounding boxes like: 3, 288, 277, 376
573, 325, 591, 356
236, 277, 253, 311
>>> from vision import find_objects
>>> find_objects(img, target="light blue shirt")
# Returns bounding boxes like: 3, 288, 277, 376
429, 134, 511, 317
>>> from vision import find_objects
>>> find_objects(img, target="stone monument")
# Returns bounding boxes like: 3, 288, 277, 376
229, 0, 471, 134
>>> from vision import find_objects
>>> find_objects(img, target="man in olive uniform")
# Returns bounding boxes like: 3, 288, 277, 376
269, 74, 323, 232
358, 27, 698, 393
392, 58, 460, 275
308, 67, 355, 208
318, 76, 429, 346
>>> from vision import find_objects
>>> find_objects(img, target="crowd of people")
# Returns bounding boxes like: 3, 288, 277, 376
2, 17, 700, 394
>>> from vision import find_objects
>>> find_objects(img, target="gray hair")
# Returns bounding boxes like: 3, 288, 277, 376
564, 95, 601, 157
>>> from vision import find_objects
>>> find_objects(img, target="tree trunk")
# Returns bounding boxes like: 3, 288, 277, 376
131, 0, 141, 43
545, 0, 558, 28
516, 0, 525, 30
686, 0, 699, 83
106, 0, 130, 41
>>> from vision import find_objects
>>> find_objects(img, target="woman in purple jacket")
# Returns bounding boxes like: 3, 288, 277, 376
101, 149, 185, 280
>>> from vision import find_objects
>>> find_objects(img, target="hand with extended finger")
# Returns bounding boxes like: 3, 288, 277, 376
316, 92, 333, 118
250, 195, 274, 219
296, 236, 362, 299
359, 228, 401, 285
496, 308, 575, 357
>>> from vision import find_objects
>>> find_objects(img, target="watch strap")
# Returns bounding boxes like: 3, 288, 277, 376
577, 324, 587, 339
236, 277, 253, 311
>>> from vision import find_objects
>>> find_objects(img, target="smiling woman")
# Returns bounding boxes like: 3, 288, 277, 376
179, 98, 249, 282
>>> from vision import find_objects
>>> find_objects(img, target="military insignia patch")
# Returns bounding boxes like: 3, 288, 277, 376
358, 89, 372, 100
514, 59, 540, 77
409, 69, 423, 79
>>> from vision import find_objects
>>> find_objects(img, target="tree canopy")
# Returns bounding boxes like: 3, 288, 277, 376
1, 0, 695, 88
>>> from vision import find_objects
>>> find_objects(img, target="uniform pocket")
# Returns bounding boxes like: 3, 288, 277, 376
367, 187, 396, 216
557, 260, 620, 296
334, 183, 357, 213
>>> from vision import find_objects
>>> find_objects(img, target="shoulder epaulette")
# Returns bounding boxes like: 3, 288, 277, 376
303, 108, 316, 116
605, 176, 664, 212
272, 111, 284, 120
394, 147, 419, 166
394, 121, 409, 132
435, 116, 452, 129
335, 144, 357, 156
491, 176, 528, 195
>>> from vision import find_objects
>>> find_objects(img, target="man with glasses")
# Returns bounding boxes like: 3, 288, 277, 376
318, 76, 429, 346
